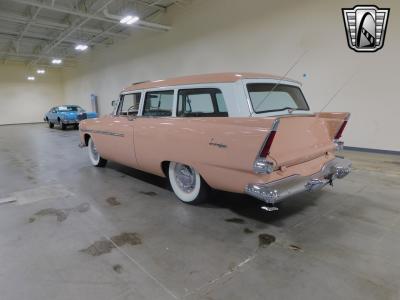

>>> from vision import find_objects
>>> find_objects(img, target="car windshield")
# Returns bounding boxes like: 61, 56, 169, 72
58, 106, 84, 112
247, 83, 309, 114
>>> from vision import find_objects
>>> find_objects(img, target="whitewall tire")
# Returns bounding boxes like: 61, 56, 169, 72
168, 162, 209, 204
88, 137, 107, 167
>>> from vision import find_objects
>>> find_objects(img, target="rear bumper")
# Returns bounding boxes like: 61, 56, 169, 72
245, 157, 351, 204
61, 119, 78, 124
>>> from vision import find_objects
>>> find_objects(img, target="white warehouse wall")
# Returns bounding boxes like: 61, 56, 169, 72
63, 0, 400, 151
0, 64, 64, 125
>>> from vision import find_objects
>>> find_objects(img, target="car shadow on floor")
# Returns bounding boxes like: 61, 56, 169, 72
206, 191, 320, 226
49, 126, 78, 131
107, 162, 319, 225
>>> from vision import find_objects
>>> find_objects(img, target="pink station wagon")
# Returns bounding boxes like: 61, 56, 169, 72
79, 73, 351, 209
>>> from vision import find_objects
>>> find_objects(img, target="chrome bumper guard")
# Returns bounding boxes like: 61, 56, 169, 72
245, 157, 351, 204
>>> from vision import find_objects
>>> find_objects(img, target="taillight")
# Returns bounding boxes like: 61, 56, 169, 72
254, 119, 279, 174
259, 131, 276, 158
334, 120, 348, 140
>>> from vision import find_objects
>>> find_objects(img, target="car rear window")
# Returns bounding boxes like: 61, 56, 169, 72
247, 83, 309, 114
58, 106, 83, 112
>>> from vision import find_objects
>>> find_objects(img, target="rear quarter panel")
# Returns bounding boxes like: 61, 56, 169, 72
134, 116, 340, 193
133, 117, 301, 192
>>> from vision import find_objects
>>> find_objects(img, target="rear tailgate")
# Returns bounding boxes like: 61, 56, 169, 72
268, 113, 349, 168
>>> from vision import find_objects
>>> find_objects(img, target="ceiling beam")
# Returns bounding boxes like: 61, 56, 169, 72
10, 0, 172, 31
0, 29, 104, 46
16, 6, 42, 52
136, 0, 167, 11
103, 7, 171, 31
0, 58, 77, 68
11, 0, 116, 23
0, 50, 76, 61
2, 0, 174, 65
0, 11, 129, 38
29, 0, 117, 65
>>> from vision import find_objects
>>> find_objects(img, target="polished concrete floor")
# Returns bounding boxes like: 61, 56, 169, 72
0, 124, 399, 300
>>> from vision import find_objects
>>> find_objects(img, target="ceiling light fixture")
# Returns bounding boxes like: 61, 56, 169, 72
120, 15, 139, 25
37, 69, 45, 74
51, 58, 62, 64
27, 76, 35, 81
75, 44, 88, 51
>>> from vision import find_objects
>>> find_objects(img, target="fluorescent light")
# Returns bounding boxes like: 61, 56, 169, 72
126, 16, 139, 24
120, 16, 132, 24
120, 15, 139, 25
75, 44, 88, 51
37, 69, 45, 74
27, 76, 35, 81
51, 58, 62, 64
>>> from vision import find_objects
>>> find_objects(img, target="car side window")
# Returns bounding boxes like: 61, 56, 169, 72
177, 88, 228, 117
119, 93, 141, 116
143, 90, 174, 117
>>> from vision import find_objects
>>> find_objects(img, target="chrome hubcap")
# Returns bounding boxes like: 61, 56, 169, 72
174, 163, 196, 193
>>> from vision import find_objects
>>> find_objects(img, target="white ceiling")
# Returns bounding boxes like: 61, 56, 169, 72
0, 0, 186, 67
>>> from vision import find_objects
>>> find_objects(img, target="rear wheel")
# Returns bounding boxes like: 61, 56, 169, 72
168, 162, 209, 204
88, 137, 107, 167
58, 118, 66, 130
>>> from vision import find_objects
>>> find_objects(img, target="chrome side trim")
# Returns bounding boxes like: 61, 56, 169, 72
80, 129, 124, 137
245, 157, 352, 204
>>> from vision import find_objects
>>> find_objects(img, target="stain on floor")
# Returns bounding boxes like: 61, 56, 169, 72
106, 197, 121, 207
384, 161, 400, 166
139, 191, 157, 196
81, 232, 142, 256
289, 244, 302, 251
225, 218, 245, 224
113, 264, 123, 273
30, 202, 90, 223
33, 208, 69, 222
243, 228, 254, 234
258, 233, 276, 248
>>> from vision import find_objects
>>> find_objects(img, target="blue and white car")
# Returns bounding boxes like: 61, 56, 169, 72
44, 105, 98, 130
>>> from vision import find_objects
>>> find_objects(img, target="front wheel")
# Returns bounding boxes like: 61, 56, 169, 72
168, 162, 209, 204
88, 137, 107, 167
48, 121, 54, 128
